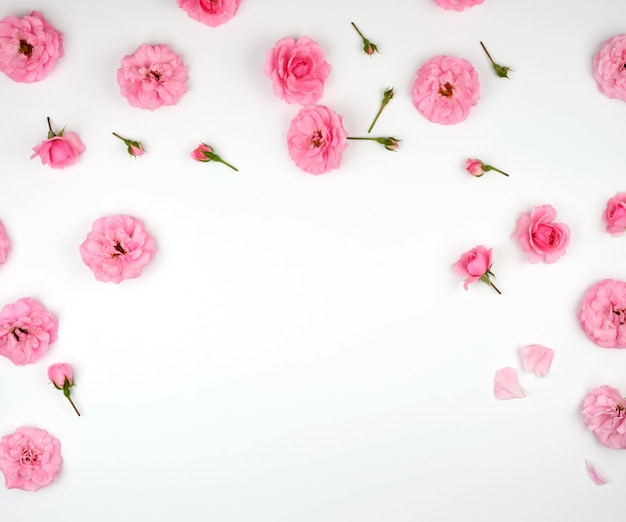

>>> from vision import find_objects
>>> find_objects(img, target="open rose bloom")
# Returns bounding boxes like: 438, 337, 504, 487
287, 105, 348, 175
79, 215, 156, 283
0, 11, 63, 83
265, 36, 331, 105
412, 55, 480, 125
513, 204, 570, 263
0, 220, 10, 265
0, 426, 62, 491
117, 43, 188, 110
433, 0, 484, 11
31, 130, 85, 169
581, 385, 626, 449
579, 279, 626, 349
603, 193, 626, 235
593, 34, 626, 102
177, 0, 241, 27
0, 297, 58, 366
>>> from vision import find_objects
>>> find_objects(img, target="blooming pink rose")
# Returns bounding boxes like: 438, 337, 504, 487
0, 11, 63, 83
433, 0, 484, 10
47, 363, 72, 389
79, 215, 156, 283
579, 279, 626, 349
603, 193, 626, 235
177, 0, 242, 27
117, 43, 188, 111
0, 298, 58, 366
593, 34, 626, 102
412, 55, 480, 125
265, 36, 331, 105
0, 426, 62, 491
286, 105, 348, 175
465, 158, 484, 176
581, 385, 626, 449
31, 131, 85, 169
513, 204, 570, 263
0, 220, 10, 265
453, 245, 501, 293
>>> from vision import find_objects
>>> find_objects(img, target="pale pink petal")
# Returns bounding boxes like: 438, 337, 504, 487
520, 344, 554, 377
585, 459, 608, 486
494, 367, 525, 400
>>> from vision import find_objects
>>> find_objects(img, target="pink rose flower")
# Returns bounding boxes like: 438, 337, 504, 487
433, 0, 484, 11
0, 297, 58, 366
581, 385, 626, 449
0, 220, 10, 265
0, 11, 63, 83
603, 193, 626, 235
79, 215, 156, 283
48, 363, 80, 416
0, 426, 62, 491
579, 279, 626, 349
286, 105, 348, 175
265, 36, 331, 105
412, 55, 480, 125
465, 158, 509, 177
453, 245, 501, 294
177, 0, 242, 27
112, 132, 144, 158
191, 143, 238, 171
31, 117, 85, 169
593, 34, 626, 102
117, 43, 188, 111
513, 204, 570, 263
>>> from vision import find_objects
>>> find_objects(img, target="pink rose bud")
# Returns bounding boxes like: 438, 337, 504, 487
368, 87, 394, 133
346, 135, 401, 151
48, 363, 80, 416
453, 245, 502, 294
480, 42, 512, 79
113, 132, 144, 158
31, 117, 85, 169
351, 22, 380, 57
465, 158, 509, 177
191, 143, 238, 171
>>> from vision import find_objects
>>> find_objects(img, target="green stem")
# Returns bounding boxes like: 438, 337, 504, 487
112, 132, 127, 142
218, 158, 238, 172
67, 396, 81, 416
489, 280, 502, 294
368, 105, 384, 134
480, 41, 496, 66
351, 22, 365, 40
347, 137, 376, 142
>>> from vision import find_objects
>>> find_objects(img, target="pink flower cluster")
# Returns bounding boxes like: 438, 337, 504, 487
0, 11, 63, 83
79, 215, 156, 283
0, 298, 58, 366
117, 43, 188, 111
582, 385, 626, 449
0, 427, 62, 491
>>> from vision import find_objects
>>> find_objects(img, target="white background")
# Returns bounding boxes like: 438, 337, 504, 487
1, 0, 626, 520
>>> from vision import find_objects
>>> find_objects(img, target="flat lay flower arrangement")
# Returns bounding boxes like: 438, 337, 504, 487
2, 0, 626, 519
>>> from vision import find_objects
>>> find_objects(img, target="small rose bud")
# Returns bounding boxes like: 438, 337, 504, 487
465, 158, 509, 177
480, 41, 512, 79
113, 132, 145, 158
191, 143, 238, 171
346, 136, 401, 151
48, 363, 81, 416
351, 22, 380, 57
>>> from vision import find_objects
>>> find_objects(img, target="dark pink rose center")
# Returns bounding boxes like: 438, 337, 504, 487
310, 130, 324, 148
611, 306, 626, 326
11, 327, 29, 341
18, 39, 33, 57
292, 59, 311, 78
533, 224, 557, 246
20, 447, 38, 467
111, 242, 127, 257
438, 82, 454, 98
200, 0, 218, 13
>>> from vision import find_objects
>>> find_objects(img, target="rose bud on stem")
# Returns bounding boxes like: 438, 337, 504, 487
454, 245, 502, 295
347, 136, 400, 151
368, 87, 394, 133
351, 22, 379, 56
479, 42, 512, 79
191, 143, 238, 171
112, 132, 144, 158
466, 158, 509, 177
48, 363, 81, 416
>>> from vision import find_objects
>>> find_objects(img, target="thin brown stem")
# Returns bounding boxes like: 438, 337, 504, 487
480, 41, 496, 66
351, 22, 365, 40
67, 396, 81, 417
490, 281, 502, 295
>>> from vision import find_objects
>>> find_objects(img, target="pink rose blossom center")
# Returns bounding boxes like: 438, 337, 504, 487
438, 81, 454, 98
200, 0, 218, 13
292, 59, 311, 77
20, 447, 38, 467
18, 39, 33, 57
310, 130, 324, 148
611, 306, 626, 326
111, 241, 127, 257
11, 327, 28, 341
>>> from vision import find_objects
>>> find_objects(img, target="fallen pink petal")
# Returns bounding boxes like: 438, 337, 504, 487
585, 459, 608, 485
520, 344, 554, 377
494, 367, 525, 400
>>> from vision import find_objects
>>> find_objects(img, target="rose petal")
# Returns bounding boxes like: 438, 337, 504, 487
585, 459, 608, 486
520, 344, 554, 377
494, 367, 525, 400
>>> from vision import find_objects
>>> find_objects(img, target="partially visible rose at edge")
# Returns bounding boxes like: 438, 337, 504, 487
603, 193, 626, 235
0, 220, 10, 265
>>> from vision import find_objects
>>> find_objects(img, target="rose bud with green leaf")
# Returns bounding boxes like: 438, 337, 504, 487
351, 22, 379, 56
113, 132, 144, 158
48, 363, 80, 416
480, 41, 512, 79
191, 143, 238, 171
466, 158, 509, 177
